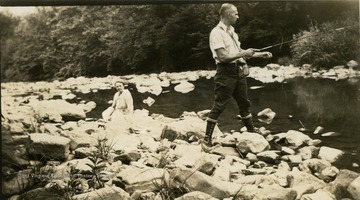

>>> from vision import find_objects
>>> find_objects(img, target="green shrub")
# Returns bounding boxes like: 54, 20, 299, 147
290, 14, 359, 69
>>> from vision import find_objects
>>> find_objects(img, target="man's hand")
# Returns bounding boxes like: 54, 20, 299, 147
259, 52, 272, 58
242, 49, 256, 58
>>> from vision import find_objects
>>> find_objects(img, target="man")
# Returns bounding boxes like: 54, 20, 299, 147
202, 3, 272, 151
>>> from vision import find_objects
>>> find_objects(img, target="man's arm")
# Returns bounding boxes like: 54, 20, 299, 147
215, 48, 255, 63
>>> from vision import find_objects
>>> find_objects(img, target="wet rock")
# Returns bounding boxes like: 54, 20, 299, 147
318, 146, 344, 163
236, 132, 270, 154
27, 133, 71, 160
174, 80, 195, 93
257, 108, 276, 124
73, 185, 130, 200
321, 132, 341, 137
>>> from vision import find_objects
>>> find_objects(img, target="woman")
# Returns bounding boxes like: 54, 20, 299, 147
105, 81, 134, 121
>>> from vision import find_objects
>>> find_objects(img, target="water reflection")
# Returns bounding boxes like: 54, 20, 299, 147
292, 78, 360, 121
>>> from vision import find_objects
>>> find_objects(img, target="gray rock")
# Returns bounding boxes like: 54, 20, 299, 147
348, 176, 360, 200
115, 167, 169, 195
288, 170, 326, 199
256, 151, 280, 164
72, 185, 130, 200
169, 167, 242, 199
236, 133, 270, 154
325, 169, 359, 199
27, 133, 71, 160
318, 146, 344, 163
300, 189, 336, 200
253, 185, 297, 200
175, 191, 219, 200
299, 158, 331, 175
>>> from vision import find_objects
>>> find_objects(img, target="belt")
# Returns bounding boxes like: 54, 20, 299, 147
216, 61, 245, 76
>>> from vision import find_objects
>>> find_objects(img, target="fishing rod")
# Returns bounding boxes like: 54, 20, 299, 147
254, 25, 358, 51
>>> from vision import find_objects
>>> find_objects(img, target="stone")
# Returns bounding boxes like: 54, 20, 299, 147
348, 176, 360, 200
175, 191, 219, 200
169, 167, 242, 199
72, 185, 130, 200
236, 133, 270, 154
193, 154, 219, 176
285, 130, 312, 147
174, 80, 195, 93
288, 170, 326, 199
256, 151, 280, 164
332, 170, 359, 192
161, 117, 222, 142
257, 108, 276, 124
2, 169, 33, 196
299, 158, 331, 175
29, 99, 86, 121
17, 187, 64, 200
318, 146, 344, 163
27, 133, 71, 160
300, 189, 336, 200
253, 185, 297, 200
115, 167, 169, 195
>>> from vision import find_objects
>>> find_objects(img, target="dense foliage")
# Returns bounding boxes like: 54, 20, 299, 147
291, 12, 359, 69
0, 2, 358, 82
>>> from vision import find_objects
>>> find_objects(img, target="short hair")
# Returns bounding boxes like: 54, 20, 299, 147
219, 3, 235, 17
114, 80, 125, 86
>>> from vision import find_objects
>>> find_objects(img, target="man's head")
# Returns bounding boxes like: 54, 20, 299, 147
219, 3, 238, 26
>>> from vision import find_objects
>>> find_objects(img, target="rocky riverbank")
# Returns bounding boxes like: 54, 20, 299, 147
2, 63, 360, 200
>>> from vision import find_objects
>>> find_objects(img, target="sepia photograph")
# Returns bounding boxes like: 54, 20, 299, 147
1, 0, 360, 199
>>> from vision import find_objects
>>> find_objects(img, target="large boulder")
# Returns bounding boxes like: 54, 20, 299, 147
236, 132, 270, 154
169, 167, 242, 199
161, 117, 222, 142
27, 133, 71, 160
29, 99, 86, 121
114, 167, 169, 194
348, 176, 360, 200
318, 146, 344, 163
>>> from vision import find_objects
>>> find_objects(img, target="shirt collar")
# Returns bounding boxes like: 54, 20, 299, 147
218, 21, 234, 32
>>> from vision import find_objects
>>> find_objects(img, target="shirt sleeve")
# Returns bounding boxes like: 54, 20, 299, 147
124, 90, 134, 114
209, 28, 225, 51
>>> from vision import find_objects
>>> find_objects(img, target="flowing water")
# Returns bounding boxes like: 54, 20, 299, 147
76, 76, 360, 172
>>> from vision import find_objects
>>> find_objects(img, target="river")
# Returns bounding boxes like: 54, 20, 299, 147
76, 76, 360, 172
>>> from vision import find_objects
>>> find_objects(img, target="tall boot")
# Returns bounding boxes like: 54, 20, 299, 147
240, 114, 259, 133
201, 120, 218, 152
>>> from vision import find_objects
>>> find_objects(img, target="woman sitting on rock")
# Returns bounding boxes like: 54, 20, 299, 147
103, 80, 134, 121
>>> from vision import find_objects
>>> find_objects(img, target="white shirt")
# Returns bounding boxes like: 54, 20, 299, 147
112, 89, 133, 115
209, 21, 245, 64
